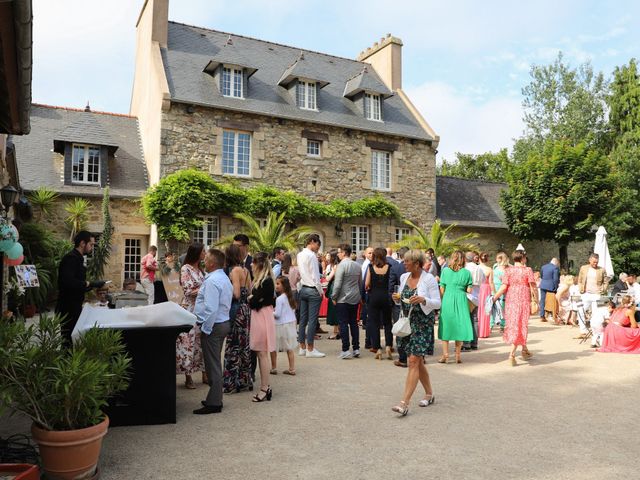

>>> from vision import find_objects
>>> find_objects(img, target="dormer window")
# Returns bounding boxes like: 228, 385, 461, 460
222, 67, 243, 98
296, 81, 317, 110
72, 144, 101, 185
364, 93, 382, 121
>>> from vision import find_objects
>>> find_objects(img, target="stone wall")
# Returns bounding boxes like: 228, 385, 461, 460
448, 226, 592, 273
159, 102, 436, 247
37, 196, 149, 288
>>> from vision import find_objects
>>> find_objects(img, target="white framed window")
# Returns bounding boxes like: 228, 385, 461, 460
306, 139, 321, 157
222, 67, 243, 98
72, 144, 101, 185
296, 81, 317, 110
123, 238, 142, 282
364, 93, 382, 121
395, 228, 410, 242
351, 226, 369, 255
222, 130, 251, 176
192, 216, 219, 246
371, 150, 391, 190
256, 218, 268, 228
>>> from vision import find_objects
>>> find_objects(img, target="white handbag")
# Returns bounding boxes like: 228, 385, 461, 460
392, 306, 413, 337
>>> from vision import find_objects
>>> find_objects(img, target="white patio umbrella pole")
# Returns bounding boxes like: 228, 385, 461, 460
594, 226, 614, 280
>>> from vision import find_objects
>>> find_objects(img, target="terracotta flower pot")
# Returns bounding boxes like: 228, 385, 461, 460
31, 416, 109, 480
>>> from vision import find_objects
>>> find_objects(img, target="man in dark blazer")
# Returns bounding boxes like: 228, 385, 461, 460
539, 258, 560, 320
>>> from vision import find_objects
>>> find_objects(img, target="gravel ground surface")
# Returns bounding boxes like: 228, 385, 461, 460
2, 318, 638, 479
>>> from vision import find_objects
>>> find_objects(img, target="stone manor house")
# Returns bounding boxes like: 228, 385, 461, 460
12, 0, 590, 286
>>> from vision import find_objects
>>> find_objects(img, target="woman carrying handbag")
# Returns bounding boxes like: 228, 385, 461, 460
390, 250, 441, 417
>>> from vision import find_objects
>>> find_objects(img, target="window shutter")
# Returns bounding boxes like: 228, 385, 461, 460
378, 97, 384, 121
242, 69, 248, 98
364, 95, 370, 119
100, 146, 108, 187
63, 143, 72, 185
314, 83, 319, 110
218, 66, 224, 93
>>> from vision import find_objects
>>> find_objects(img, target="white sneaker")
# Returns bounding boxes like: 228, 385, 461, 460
306, 349, 326, 358
352, 349, 360, 358
298, 348, 307, 356
338, 350, 353, 359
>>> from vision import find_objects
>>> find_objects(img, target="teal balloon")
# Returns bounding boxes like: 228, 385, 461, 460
0, 223, 17, 252
6, 242, 23, 260
0, 238, 14, 252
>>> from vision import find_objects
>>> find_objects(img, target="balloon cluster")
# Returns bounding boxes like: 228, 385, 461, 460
0, 219, 23, 266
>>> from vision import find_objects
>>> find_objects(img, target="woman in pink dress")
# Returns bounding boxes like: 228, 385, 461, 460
477, 252, 493, 338
599, 296, 640, 354
176, 243, 206, 389
492, 250, 538, 366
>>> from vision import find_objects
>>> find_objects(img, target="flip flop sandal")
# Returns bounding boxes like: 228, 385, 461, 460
270, 369, 278, 374
282, 370, 296, 375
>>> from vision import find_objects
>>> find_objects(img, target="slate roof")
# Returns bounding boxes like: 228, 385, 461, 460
343, 66, 392, 99
278, 53, 330, 89
162, 22, 432, 141
436, 176, 508, 229
12, 104, 148, 198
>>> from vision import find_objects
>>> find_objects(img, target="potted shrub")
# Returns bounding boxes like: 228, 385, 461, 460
0, 314, 131, 479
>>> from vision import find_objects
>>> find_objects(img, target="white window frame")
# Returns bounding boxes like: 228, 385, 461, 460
351, 225, 369, 255
364, 92, 382, 121
192, 215, 220, 246
306, 139, 321, 157
256, 218, 268, 228
371, 150, 391, 191
71, 143, 101, 185
123, 237, 143, 283
395, 228, 410, 242
296, 80, 317, 110
222, 66, 244, 98
222, 130, 252, 177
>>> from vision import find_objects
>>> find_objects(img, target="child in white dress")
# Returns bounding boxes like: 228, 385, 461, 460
270, 276, 298, 375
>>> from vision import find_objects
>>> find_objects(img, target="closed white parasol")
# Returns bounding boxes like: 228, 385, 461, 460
594, 226, 614, 278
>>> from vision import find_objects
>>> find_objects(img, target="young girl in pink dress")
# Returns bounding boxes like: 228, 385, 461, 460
477, 252, 493, 338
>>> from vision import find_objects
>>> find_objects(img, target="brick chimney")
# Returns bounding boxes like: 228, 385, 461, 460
357, 34, 403, 91
136, 0, 168, 47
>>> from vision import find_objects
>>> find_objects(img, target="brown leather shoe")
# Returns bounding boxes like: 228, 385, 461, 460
393, 360, 407, 368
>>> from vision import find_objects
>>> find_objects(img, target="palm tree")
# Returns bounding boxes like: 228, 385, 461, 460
28, 187, 59, 220
399, 219, 479, 257
218, 211, 313, 253
64, 198, 91, 241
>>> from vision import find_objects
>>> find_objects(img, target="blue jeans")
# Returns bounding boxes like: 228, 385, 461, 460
336, 303, 360, 352
298, 286, 322, 346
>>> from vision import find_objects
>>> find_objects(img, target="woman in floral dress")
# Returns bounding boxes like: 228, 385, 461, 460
492, 250, 538, 366
176, 242, 206, 388
390, 250, 441, 416
223, 244, 253, 393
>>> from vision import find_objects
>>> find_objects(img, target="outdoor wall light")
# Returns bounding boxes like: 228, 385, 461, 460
0, 185, 18, 214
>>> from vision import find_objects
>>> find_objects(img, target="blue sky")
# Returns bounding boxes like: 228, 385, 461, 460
32, 0, 640, 162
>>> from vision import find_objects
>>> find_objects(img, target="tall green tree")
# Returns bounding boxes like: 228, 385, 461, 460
500, 140, 615, 268
603, 59, 640, 272
521, 52, 609, 150
436, 149, 510, 182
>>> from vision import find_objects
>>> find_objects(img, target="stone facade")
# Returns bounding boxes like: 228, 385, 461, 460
159, 103, 436, 248
39, 196, 149, 288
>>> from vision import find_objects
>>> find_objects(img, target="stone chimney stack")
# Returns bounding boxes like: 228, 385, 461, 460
357, 33, 403, 91
136, 0, 169, 47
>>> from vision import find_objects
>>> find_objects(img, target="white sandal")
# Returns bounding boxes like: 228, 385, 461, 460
419, 394, 435, 407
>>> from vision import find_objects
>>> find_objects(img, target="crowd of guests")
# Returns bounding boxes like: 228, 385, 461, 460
156, 233, 640, 417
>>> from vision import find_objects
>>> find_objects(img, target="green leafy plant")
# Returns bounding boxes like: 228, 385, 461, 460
64, 198, 91, 241
397, 219, 478, 257
0, 314, 131, 431
142, 169, 401, 242
27, 186, 60, 220
219, 211, 313, 252
87, 187, 112, 280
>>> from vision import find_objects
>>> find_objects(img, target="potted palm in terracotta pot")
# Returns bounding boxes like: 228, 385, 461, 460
0, 314, 130, 479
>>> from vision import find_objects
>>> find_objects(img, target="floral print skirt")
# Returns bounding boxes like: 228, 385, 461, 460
176, 324, 205, 375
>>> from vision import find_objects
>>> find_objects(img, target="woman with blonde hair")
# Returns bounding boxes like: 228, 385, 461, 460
390, 249, 441, 416
438, 250, 474, 364
248, 252, 277, 402
492, 250, 538, 366
477, 252, 493, 338
492, 252, 509, 332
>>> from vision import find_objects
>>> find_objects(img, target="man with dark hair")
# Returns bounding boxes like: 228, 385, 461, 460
332, 243, 362, 359
56, 231, 105, 345
271, 246, 285, 278
296, 233, 325, 357
233, 234, 252, 270
391, 246, 409, 367
193, 248, 232, 414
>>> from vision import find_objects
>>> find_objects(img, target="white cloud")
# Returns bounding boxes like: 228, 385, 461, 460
406, 82, 524, 163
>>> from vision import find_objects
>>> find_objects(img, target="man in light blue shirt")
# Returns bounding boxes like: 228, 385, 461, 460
193, 248, 233, 415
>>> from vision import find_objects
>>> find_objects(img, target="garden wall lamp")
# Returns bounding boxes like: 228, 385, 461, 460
0, 185, 18, 215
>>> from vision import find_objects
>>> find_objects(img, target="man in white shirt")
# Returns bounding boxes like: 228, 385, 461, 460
627, 274, 640, 306
463, 251, 485, 351
296, 234, 325, 358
